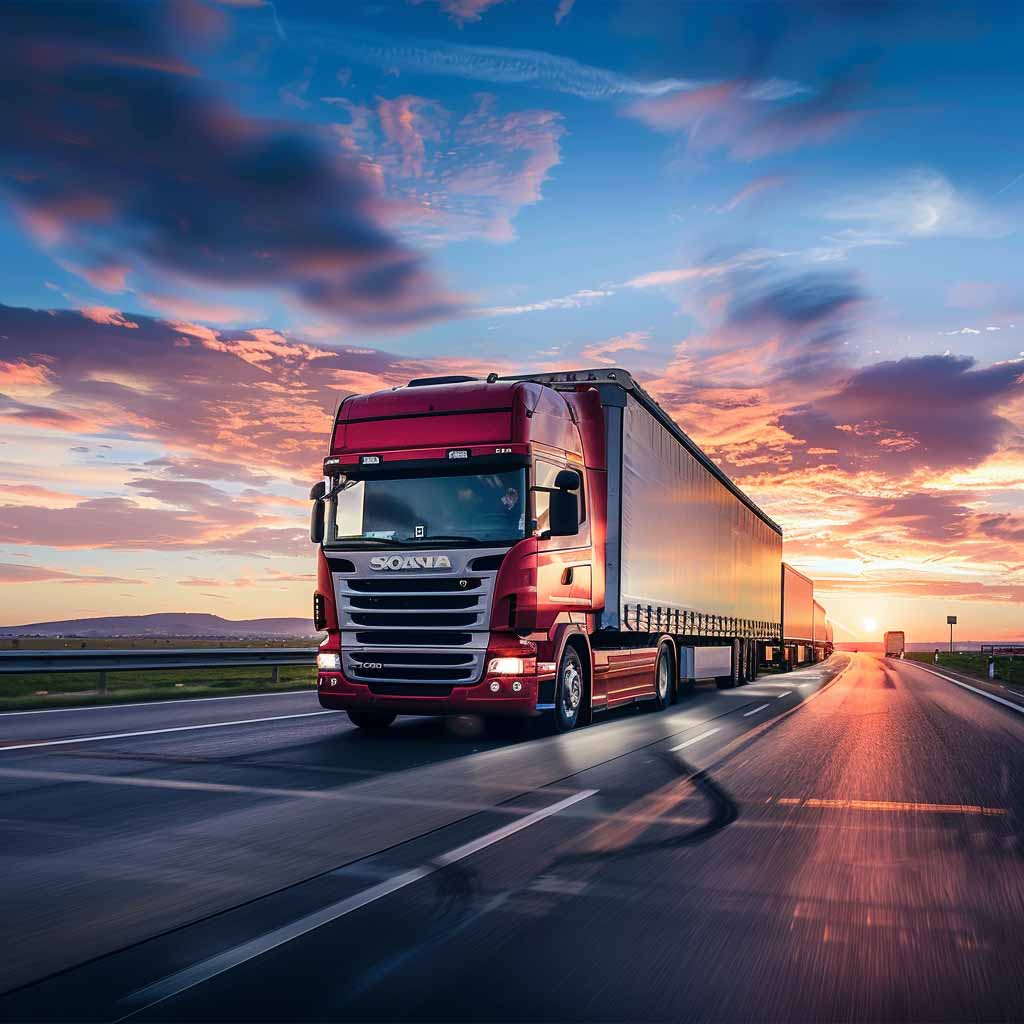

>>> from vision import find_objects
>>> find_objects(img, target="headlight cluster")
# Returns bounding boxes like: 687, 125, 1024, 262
317, 652, 341, 671
487, 656, 536, 675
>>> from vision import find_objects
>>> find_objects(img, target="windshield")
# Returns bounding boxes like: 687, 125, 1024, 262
327, 468, 527, 547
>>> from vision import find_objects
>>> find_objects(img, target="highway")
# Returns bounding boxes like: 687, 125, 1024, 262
1, 653, 1022, 1022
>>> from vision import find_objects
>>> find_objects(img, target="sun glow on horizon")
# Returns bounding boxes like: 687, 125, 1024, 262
863, 617, 878, 634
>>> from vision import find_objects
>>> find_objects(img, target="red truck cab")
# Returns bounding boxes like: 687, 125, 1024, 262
310, 374, 605, 731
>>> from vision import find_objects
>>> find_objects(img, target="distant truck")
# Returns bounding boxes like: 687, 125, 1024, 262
884, 631, 905, 658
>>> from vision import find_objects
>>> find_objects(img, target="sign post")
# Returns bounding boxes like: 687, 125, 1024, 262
947, 615, 957, 654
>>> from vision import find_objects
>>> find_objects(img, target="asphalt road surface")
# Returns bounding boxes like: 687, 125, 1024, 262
1, 653, 1022, 1022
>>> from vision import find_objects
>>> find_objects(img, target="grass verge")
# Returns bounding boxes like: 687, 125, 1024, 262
904, 651, 1024, 687
0, 665, 317, 712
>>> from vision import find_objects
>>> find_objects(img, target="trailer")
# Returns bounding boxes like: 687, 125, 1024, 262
884, 631, 905, 658
812, 599, 833, 662
778, 563, 814, 669
310, 367, 786, 732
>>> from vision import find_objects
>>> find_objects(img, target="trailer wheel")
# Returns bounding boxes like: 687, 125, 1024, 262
552, 645, 585, 732
347, 710, 396, 732
654, 642, 675, 709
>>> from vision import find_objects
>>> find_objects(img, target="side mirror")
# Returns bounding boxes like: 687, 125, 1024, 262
310, 481, 326, 544
548, 486, 580, 537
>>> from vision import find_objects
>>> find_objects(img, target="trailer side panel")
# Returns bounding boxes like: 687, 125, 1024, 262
612, 395, 782, 629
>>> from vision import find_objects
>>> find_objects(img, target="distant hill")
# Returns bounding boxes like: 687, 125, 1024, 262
0, 613, 318, 638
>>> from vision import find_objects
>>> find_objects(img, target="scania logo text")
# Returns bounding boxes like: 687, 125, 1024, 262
369, 554, 453, 571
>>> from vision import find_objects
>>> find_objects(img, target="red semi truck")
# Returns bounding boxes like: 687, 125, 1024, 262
310, 368, 789, 732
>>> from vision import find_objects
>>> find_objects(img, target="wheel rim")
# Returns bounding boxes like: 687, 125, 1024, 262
657, 650, 670, 700
561, 656, 582, 721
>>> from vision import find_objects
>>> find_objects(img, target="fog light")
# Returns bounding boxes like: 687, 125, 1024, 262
488, 656, 536, 675
512, 681, 522, 692
317, 652, 341, 671
489, 681, 500, 693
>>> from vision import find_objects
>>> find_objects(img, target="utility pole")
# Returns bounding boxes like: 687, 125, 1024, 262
947, 614, 957, 654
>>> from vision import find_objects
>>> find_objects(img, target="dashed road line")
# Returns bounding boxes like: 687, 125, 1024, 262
743, 704, 771, 717
668, 727, 721, 752
117, 788, 598, 1019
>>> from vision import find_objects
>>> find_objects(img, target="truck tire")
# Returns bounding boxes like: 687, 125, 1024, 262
654, 642, 675, 709
347, 710, 396, 732
552, 645, 585, 732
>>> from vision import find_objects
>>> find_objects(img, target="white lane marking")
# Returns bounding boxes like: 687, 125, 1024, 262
0, 765, 577, 819
906, 662, 1024, 716
0, 711, 335, 753
668, 727, 720, 752
117, 788, 598, 1018
743, 704, 771, 717
775, 690, 792, 698
0, 689, 313, 718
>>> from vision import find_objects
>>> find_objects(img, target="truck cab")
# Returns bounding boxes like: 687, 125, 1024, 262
310, 375, 604, 730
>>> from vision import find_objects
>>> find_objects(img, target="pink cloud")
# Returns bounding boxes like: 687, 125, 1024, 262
0, 562, 144, 586
580, 331, 649, 366
80, 307, 139, 329
410, 0, 509, 24
627, 76, 864, 160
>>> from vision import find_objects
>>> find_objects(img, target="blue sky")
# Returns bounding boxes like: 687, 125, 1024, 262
0, 0, 1022, 639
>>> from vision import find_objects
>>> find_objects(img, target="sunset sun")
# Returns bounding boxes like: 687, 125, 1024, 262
863, 618, 878, 634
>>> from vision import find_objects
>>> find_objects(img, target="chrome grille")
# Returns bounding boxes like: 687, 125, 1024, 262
333, 548, 505, 686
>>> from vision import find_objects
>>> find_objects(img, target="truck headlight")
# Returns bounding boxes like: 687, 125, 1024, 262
488, 656, 536, 675
317, 652, 341, 671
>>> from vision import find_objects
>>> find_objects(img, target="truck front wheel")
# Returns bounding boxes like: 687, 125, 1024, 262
654, 642, 675, 709
347, 710, 396, 732
553, 646, 585, 732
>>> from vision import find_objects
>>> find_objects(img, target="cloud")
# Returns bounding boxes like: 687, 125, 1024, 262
314, 27, 786, 101
554, 0, 575, 24
410, 0, 509, 24
825, 170, 1011, 240
0, 563, 144, 586
0, 495, 309, 557
327, 93, 564, 243
0, 1, 457, 328
79, 307, 139, 329
0, 302, 510, 478
721, 174, 789, 212
627, 74, 862, 158
782, 355, 1024, 474
580, 331, 649, 365
479, 288, 611, 316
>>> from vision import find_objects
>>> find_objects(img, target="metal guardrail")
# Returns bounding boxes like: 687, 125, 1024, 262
0, 648, 319, 675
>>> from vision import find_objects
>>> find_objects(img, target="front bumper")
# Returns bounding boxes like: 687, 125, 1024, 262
317, 669, 545, 716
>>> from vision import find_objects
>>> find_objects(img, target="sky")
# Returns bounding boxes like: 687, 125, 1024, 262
1, 0, 1022, 642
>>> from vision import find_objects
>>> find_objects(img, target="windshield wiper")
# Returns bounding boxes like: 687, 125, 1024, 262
403, 534, 480, 544
329, 536, 401, 547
